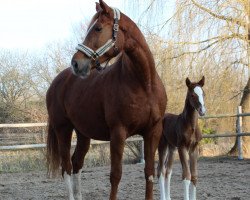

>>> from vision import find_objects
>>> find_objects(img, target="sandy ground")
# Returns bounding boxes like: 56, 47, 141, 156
0, 157, 249, 200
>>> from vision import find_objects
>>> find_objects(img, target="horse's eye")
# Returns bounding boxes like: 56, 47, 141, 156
95, 26, 102, 32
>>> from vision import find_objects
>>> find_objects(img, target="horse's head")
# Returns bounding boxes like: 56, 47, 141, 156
186, 76, 206, 116
71, 0, 125, 78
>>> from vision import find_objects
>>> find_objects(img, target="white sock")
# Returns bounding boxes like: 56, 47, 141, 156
183, 179, 190, 200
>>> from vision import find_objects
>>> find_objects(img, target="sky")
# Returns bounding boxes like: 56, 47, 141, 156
0, 0, 174, 51
0, 0, 123, 50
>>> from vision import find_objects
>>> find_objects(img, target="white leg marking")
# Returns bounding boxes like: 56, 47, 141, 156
190, 182, 196, 200
165, 170, 172, 200
72, 171, 82, 200
183, 179, 190, 200
148, 175, 154, 182
159, 174, 166, 200
64, 172, 75, 200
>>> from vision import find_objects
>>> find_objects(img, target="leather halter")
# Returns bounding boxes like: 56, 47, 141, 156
76, 8, 120, 71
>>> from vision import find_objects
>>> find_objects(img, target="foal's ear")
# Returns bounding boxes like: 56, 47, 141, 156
99, 0, 111, 14
198, 76, 205, 87
186, 77, 192, 88
96, 2, 102, 12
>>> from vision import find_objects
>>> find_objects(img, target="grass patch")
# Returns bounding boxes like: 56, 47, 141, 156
0, 149, 46, 173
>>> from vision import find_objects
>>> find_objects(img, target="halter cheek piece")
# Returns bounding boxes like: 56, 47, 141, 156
76, 8, 120, 71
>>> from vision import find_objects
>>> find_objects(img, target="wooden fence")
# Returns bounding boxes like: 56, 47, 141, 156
0, 106, 249, 160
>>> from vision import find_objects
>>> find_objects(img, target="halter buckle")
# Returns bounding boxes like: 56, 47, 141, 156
113, 24, 119, 32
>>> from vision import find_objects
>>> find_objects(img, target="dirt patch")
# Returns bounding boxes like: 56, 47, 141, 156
0, 157, 249, 200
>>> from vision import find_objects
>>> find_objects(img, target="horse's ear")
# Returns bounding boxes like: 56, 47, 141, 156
186, 77, 192, 88
99, 0, 111, 14
96, 2, 102, 12
198, 76, 205, 87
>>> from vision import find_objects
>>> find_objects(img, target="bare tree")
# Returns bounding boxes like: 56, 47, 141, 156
128, 0, 249, 156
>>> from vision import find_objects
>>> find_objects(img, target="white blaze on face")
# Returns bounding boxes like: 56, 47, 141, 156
194, 86, 206, 115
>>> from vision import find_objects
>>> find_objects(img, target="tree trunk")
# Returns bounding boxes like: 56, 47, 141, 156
229, 78, 250, 157
240, 78, 250, 158
229, 4, 250, 157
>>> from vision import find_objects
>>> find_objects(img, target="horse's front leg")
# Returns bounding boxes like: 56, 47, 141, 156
189, 147, 199, 200
144, 122, 163, 200
157, 137, 168, 200
109, 126, 126, 200
178, 147, 191, 200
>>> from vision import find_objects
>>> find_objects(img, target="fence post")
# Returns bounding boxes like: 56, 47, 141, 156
140, 140, 145, 164
237, 106, 243, 160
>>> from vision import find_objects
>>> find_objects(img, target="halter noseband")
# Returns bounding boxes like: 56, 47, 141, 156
76, 8, 120, 71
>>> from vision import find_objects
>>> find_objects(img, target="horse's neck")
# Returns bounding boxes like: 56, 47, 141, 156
122, 20, 156, 89
182, 98, 198, 130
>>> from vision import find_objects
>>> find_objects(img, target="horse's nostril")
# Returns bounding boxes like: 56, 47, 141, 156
72, 60, 78, 71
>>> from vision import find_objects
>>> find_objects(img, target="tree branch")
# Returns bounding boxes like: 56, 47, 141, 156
190, 0, 245, 27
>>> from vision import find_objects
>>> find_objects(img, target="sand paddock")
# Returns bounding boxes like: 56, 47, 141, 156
0, 157, 249, 200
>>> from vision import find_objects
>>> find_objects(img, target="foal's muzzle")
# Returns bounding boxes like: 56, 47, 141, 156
197, 106, 206, 116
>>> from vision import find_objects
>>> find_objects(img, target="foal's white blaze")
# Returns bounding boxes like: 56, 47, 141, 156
159, 174, 166, 200
190, 183, 196, 200
72, 171, 82, 200
183, 179, 190, 200
194, 86, 206, 114
64, 172, 75, 200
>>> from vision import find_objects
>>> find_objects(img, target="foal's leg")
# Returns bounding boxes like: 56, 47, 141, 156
164, 146, 175, 200
157, 138, 168, 200
56, 126, 74, 200
144, 122, 163, 200
71, 132, 90, 200
178, 147, 191, 200
109, 126, 126, 200
189, 147, 198, 200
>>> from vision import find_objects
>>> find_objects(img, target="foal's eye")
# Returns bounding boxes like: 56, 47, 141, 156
95, 26, 102, 32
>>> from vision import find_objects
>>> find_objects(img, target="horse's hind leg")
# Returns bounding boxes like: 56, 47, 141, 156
55, 125, 74, 200
71, 131, 90, 200
189, 146, 198, 200
157, 137, 168, 200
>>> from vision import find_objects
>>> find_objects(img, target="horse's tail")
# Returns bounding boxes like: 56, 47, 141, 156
46, 119, 60, 177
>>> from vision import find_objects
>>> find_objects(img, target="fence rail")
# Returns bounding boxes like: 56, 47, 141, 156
0, 106, 249, 159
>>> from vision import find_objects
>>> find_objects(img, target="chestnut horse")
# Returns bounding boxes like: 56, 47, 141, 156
46, 1, 167, 200
157, 77, 205, 200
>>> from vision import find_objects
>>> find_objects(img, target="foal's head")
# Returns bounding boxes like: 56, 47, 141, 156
71, 0, 125, 78
186, 76, 206, 116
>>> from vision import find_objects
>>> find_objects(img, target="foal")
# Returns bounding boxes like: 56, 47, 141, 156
157, 76, 205, 200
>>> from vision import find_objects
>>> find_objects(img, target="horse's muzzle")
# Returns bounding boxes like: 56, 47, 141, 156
71, 58, 91, 77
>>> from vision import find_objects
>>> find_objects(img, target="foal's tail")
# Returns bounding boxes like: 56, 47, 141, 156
46, 120, 60, 177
